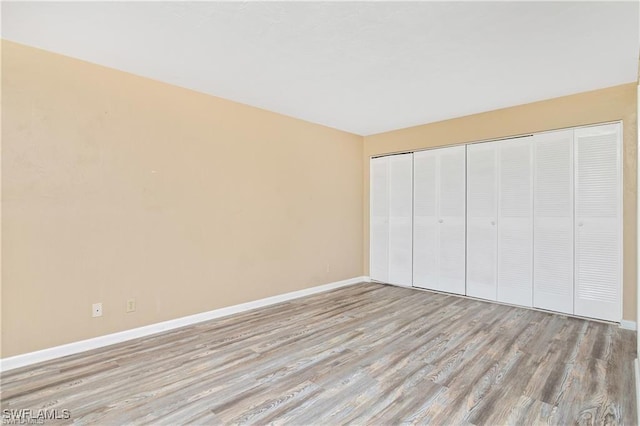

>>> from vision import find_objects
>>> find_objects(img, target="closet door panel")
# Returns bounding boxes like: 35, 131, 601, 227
370, 157, 389, 282
574, 124, 621, 322
413, 150, 438, 290
438, 146, 466, 295
466, 142, 498, 301
388, 154, 413, 286
497, 138, 533, 307
533, 130, 574, 314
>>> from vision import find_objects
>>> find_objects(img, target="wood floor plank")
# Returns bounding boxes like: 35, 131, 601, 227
1, 282, 636, 425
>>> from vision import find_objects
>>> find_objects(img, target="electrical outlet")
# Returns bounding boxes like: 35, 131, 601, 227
126, 298, 136, 313
92, 303, 103, 318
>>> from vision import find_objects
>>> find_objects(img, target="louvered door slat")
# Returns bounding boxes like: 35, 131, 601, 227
533, 129, 574, 314
574, 123, 621, 322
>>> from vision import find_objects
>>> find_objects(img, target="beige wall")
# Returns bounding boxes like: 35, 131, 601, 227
363, 83, 638, 321
1, 41, 364, 357
3, 40, 636, 359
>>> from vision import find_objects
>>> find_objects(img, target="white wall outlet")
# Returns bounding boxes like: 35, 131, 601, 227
92, 302, 103, 318
126, 298, 136, 313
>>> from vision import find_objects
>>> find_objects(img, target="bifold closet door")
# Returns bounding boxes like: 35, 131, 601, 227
369, 154, 413, 286
533, 129, 574, 315
466, 142, 498, 300
413, 146, 466, 295
413, 150, 438, 290
388, 154, 413, 286
574, 123, 622, 322
370, 157, 389, 283
438, 146, 467, 294
496, 138, 533, 307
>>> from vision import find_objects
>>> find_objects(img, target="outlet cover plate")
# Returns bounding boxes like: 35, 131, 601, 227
92, 303, 103, 317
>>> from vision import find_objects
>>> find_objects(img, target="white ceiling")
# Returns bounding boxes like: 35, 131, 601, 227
2, 1, 639, 136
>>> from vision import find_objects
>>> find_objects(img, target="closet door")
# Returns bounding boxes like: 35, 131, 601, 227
387, 154, 413, 286
497, 138, 533, 307
413, 146, 466, 295
533, 129, 574, 314
370, 156, 389, 283
413, 150, 438, 290
574, 123, 622, 322
467, 142, 498, 300
437, 146, 466, 294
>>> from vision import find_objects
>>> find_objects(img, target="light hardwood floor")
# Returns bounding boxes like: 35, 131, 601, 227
1, 283, 636, 425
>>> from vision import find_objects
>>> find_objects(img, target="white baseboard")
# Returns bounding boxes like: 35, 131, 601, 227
635, 358, 640, 426
621, 320, 637, 330
0, 276, 367, 372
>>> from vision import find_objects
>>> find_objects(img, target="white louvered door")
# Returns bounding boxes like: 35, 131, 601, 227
574, 123, 622, 322
372, 122, 621, 323
413, 150, 438, 290
466, 142, 498, 301
497, 138, 533, 307
387, 154, 413, 286
533, 129, 574, 315
413, 146, 465, 295
370, 157, 389, 283
437, 146, 466, 294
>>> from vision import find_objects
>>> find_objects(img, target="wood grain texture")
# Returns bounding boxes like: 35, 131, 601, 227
1, 283, 636, 425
